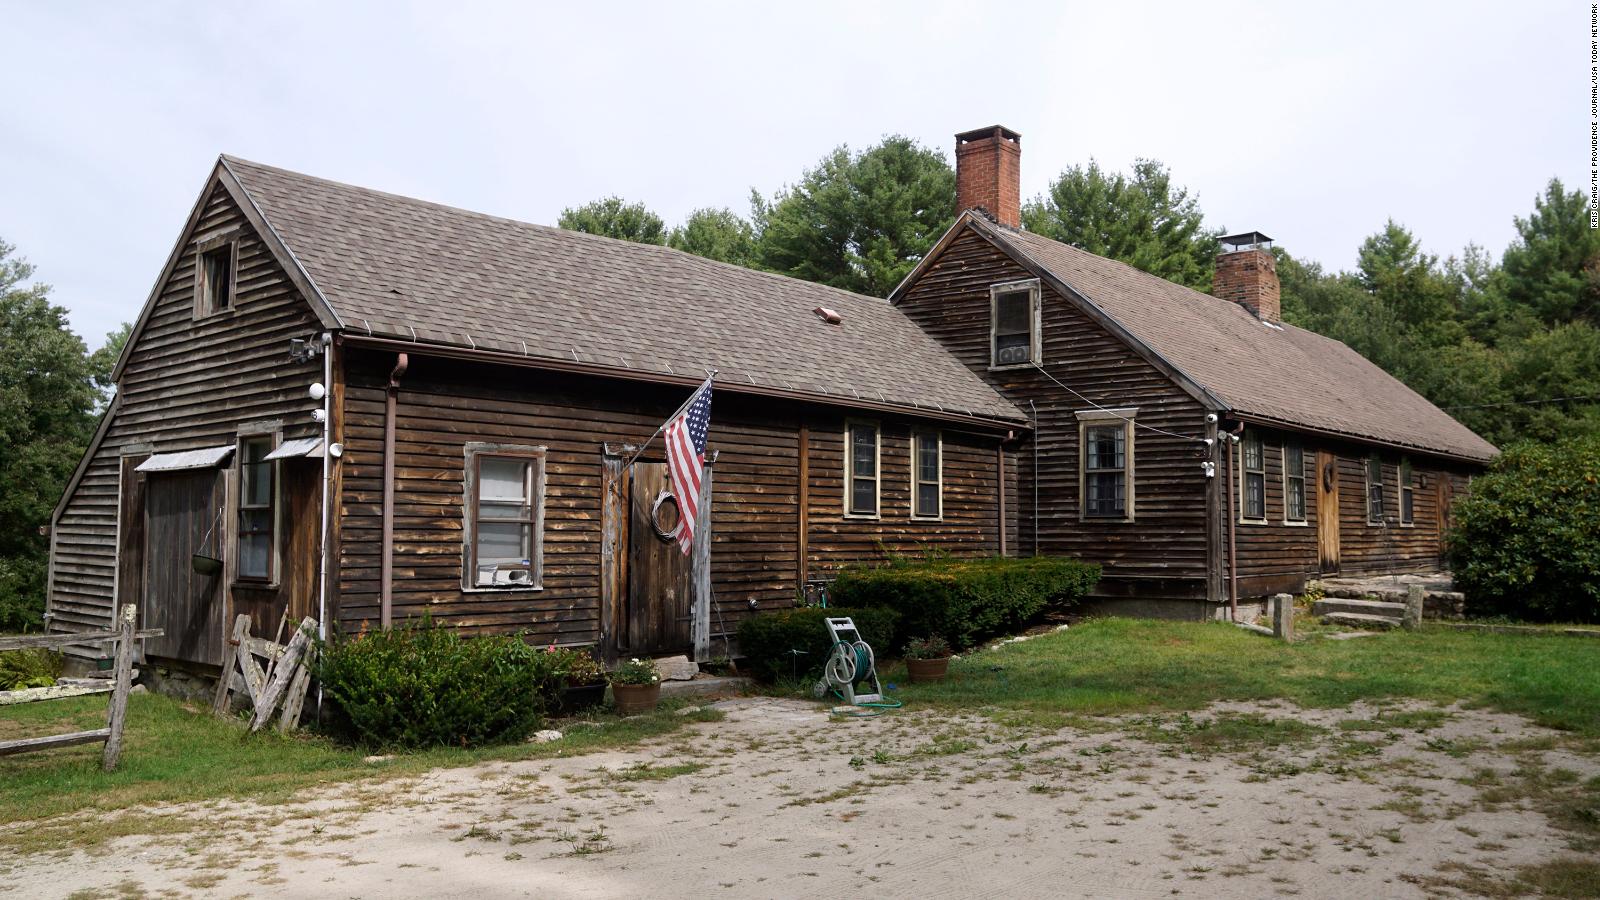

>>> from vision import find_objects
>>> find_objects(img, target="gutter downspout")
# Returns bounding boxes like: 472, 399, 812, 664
1029, 400, 1040, 557
1225, 421, 1244, 621
380, 352, 409, 630
316, 332, 332, 717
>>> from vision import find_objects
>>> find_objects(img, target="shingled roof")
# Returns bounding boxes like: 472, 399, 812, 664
909, 214, 1497, 462
218, 156, 1027, 427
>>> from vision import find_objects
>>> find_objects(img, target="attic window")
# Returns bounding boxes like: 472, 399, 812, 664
990, 279, 1041, 369
195, 238, 237, 317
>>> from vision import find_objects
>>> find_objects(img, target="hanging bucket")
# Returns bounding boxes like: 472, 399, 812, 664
191, 554, 223, 576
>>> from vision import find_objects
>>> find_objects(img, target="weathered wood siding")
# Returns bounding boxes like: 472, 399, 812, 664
895, 228, 1212, 600
334, 350, 1009, 646
1231, 427, 1475, 596
47, 177, 324, 659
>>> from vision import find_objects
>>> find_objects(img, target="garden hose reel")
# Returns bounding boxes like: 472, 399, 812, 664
813, 616, 885, 707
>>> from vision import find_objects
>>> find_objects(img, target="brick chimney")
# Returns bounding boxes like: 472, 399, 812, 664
1213, 231, 1280, 322
955, 125, 1022, 228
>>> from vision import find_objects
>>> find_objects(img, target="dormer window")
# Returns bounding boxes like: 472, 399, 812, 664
990, 279, 1041, 369
195, 236, 236, 317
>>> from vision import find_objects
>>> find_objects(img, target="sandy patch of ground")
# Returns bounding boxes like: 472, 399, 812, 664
1, 697, 1594, 899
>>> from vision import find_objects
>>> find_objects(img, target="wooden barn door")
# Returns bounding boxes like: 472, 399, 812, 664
142, 469, 227, 666
624, 462, 693, 655
1316, 451, 1341, 574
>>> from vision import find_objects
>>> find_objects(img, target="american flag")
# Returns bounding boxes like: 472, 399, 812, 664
663, 378, 713, 554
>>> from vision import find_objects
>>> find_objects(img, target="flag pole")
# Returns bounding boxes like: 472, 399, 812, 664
621, 371, 715, 472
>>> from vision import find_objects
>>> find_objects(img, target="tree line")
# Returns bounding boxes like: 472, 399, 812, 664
2, 136, 1590, 631
561, 136, 1599, 450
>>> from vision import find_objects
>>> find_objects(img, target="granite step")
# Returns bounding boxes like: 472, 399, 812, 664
1322, 611, 1402, 630
1313, 598, 1406, 618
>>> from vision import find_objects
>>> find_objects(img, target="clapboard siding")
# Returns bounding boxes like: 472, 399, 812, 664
46, 178, 324, 657
334, 350, 1008, 645
896, 227, 1212, 599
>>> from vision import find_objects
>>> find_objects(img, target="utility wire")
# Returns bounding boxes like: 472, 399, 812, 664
1442, 393, 1600, 411
1029, 361, 1209, 444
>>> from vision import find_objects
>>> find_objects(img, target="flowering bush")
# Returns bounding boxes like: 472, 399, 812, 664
610, 657, 659, 686
545, 646, 606, 686
903, 635, 952, 660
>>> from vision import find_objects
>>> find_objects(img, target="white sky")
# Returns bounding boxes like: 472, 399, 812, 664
0, 1, 1580, 345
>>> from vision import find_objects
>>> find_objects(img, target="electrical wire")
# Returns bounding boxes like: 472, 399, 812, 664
1028, 361, 1210, 444
1441, 393, 1600, 411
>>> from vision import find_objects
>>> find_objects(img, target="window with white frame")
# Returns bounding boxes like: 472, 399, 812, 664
845, 421, 879, 517
1399, 458, 1415, 525
465, 445, 545, 589
1240, 430, 1266, 522
911, 430, 942, 519
1078, 409, 1135, 520
1283, 440, 1307, 524
1366, 455, 1386, 524
990, 280, 1041, 368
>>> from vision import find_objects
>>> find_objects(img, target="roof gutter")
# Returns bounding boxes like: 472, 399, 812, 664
1229, 411, 1495, 466
340, 334, 1032, 434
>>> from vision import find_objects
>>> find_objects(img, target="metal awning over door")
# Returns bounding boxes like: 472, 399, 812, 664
135, 445, 234, 472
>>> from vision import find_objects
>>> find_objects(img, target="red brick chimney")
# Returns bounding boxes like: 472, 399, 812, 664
955, 125, 1021, 228
1213, 232, 1280, 322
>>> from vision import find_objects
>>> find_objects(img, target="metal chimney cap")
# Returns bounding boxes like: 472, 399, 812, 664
1219, 231, 1274, 251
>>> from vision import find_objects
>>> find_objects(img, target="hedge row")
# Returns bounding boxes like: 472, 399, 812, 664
316, 618, 562, 749
734, 606, 900, 682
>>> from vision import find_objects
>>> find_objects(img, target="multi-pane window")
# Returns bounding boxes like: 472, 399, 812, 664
912, 431, 942, 519
238, 437, 274, 581
468, 448, 544, 588
846, 422, 879, 517
1399, 458, 1415, 525
990, 281, 1039, 368
1241, 431, 1266, 521
1083, 424, 1128, 518
1366, 455, 1386, 524
198, 242, 234, 315
1283, 440, 1306, 523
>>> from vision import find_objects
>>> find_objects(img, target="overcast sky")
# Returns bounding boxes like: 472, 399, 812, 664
1, 1, 1579, 345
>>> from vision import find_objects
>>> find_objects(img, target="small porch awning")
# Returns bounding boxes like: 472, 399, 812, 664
264, 437, 323, 460
135, 445, 234, 473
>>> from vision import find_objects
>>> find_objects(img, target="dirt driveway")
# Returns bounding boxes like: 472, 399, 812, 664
3, 697, 1595, 899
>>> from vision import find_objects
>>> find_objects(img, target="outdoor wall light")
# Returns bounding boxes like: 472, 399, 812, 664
311, 408, 327, 423
308, 382, 326, 401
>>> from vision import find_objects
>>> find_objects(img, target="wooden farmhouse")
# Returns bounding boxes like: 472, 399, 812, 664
45, 125, 1495, 675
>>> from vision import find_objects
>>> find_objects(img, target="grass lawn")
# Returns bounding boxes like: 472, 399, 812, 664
0, 692, 721, 849
887, 618, 1600, 736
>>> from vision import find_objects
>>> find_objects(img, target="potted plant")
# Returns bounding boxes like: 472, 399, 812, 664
609, 657, 661, 714
548, 647, 607, 715
903, 635, 953, 683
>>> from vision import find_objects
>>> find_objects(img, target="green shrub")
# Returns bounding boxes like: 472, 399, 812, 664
315, 617, 561, 749
1448, 439, 1600, 623
735, 606, 900, 682
0, 647, 61, 690
830, 556, 1100, 649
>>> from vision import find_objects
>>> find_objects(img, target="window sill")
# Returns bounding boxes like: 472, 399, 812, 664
1081, 516, 1134, 524
910, 515, 944, 523
463, 584, 545, 594
842, 513, 881, 522
232, 580, 279, 591
1281, 520, 1309, 527
988, 362, 1039, 373
1237, 517, 1269, 526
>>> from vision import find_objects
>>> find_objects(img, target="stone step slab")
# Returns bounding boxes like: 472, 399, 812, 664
1313, 598, 1406, 617
1322, 611, 1402, 630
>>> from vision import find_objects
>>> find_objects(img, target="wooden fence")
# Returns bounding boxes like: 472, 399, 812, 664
0, 604, 158, 771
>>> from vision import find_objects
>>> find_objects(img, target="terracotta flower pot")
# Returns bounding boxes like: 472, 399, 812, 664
906, 656, 951, 684
611, 681, 661, 714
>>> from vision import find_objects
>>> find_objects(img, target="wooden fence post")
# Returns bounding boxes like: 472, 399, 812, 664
102, 603, 137, 772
